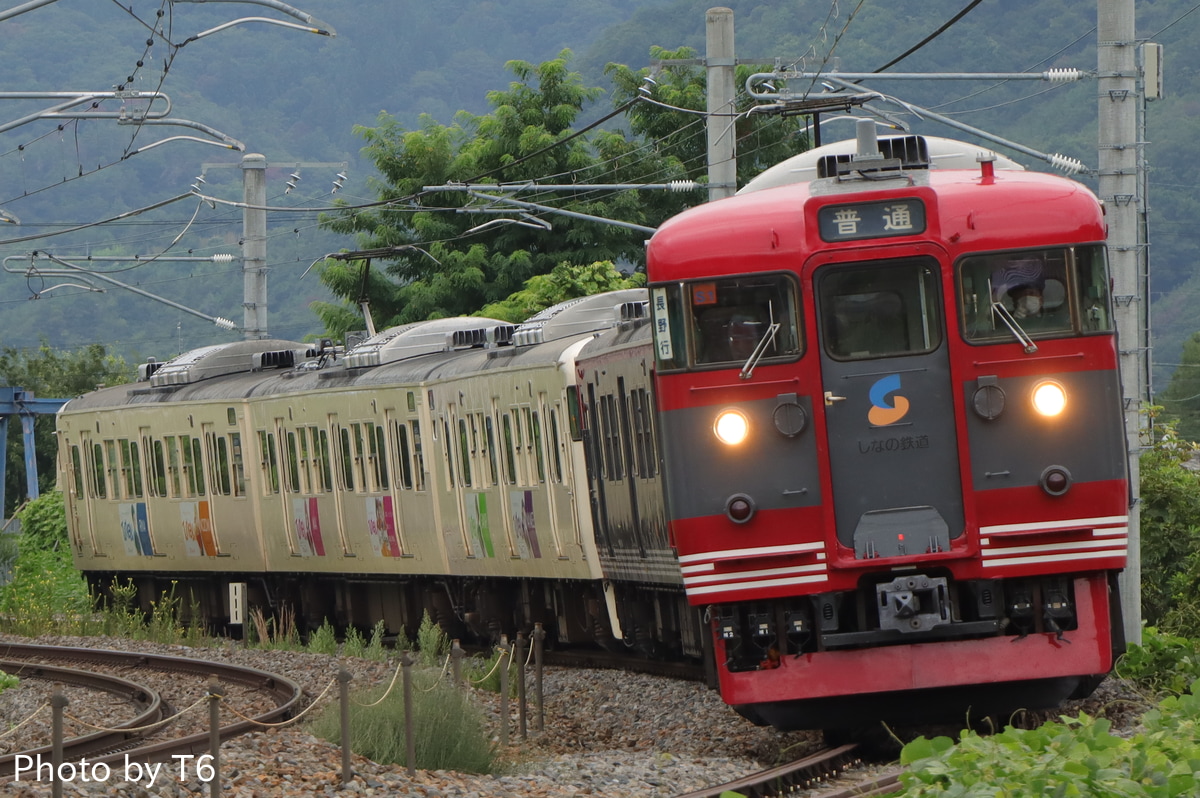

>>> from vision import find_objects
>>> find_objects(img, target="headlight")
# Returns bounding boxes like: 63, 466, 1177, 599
714, 409, 750, 445
1032, 381, 1067, 417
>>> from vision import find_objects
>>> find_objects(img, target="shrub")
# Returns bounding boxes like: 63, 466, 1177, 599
307, 618, 339, 656
1116, 626, 1200, 698
309, 668, 497, 774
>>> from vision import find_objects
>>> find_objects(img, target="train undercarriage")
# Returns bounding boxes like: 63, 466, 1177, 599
82, 571, 704, 661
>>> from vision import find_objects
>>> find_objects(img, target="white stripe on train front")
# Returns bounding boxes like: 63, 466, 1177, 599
685, 573, 829, 596
979, 515, 1128, 536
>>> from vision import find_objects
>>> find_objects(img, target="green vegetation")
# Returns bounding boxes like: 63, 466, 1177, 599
898, 688, 1200, 797
308, 668, 499, 774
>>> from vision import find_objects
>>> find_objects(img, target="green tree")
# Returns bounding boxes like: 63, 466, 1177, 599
475, 261, 645, 323
1157, 331, 1200, 443
0, 343, 132, 517
1139, 415, 1200, 631
314, 48, 806, 340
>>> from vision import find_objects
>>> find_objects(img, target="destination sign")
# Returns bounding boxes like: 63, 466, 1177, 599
818, 199, 926, 243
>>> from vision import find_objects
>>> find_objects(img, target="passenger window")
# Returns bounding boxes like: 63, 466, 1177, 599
819, 260, 942, 361
959, 245, 1111, 342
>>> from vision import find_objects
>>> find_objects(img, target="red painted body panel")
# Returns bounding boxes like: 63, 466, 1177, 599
718, 576, 1112, 705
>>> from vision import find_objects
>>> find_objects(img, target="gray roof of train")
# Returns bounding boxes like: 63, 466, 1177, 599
61, 289, 648, 413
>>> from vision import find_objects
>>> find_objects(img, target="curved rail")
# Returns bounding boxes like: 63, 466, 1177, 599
0, 643, 302, 774
0, 659, 165, 778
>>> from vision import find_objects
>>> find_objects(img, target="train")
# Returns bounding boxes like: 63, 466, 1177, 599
56, 128, 1128, 732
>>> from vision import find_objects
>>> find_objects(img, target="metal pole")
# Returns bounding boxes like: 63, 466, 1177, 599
451, 639, 464, 687
533, 623, 545, 732
207, 676, 222, 798
706, 7, 736, 201
401, 653, 415, 777
498, 635, 510, 748
338, 668, 353, 784
1098, 0, 1142, 645
516, 633, 527, 739
51, 687, 66, 798
241, 153, 269, 339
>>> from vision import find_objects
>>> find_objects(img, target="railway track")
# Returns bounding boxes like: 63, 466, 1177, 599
674, 743, 903, 798
0, 642, 301, 781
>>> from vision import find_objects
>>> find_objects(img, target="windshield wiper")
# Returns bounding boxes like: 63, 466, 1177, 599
991, 302, 1038, 354
739, 322, 781, 380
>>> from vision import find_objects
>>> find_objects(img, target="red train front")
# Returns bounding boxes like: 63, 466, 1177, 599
646, 132, 1128, 730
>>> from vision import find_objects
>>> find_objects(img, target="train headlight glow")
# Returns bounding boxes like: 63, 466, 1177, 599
714, 409, 750, 445
1032, 381, 1067, 417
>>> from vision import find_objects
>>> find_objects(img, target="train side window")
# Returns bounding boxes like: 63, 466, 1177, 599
91, 442, 108, 499
457, 418, 473, 487
484, 415, 500, 486
150, 439, 167, 497
70, 445, 84, 499
502, 413, 517, 485
229, 433, 246, 496
531, 410, 546, 483
394, 422, 414, 489
166, 437, 183, 497
548, 408, 564, 484
285, 431, 302, 493
314, 427, 333, 493
411, 421, 426, 491
958, 246, 1108, 342
208, 433, 232, 496
336, 427, 353, 491
105, 440, 121, 498
443, 419, 456, 488
189, 437, 206, 496
258, 431, 280, 495
820, 260, 942, 360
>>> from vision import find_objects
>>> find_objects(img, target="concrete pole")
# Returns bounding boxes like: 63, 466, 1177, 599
241, 153, 269, 339
1097, 0, 1142, 644
705, 7, 736, 201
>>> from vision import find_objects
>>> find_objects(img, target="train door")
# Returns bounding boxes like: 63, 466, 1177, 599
813, 255, 964, 558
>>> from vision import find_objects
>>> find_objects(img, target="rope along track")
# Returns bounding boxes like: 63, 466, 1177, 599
674, 743, 903, 798
0, 643, 301, 778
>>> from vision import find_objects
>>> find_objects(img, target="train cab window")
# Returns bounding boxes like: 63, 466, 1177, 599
651, 274, 802, 371
819, 260, 943, 360
959, 245, 1112, 343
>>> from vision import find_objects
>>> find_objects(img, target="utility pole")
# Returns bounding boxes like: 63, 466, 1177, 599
241, 153, 269, 340
706, 7, 737, 201
1098, 0, 1144, 645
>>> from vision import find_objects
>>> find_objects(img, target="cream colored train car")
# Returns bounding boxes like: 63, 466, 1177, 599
57, 289, 694, 653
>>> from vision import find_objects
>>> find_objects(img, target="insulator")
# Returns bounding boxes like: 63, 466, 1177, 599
211, 254, 236, 263
1048, 153, 1086, 174
1044, 68, 1081, 82
213, 317, 238, 331
668, 180, 698, 192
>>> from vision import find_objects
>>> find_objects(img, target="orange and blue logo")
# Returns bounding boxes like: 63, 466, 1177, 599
868, 374, 910, 426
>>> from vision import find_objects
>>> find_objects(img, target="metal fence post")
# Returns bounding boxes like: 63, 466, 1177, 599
533, 622, 545, 732
451, 639, 464, 687
498, 635, 510, 748
402, 652, 415, 777
338, 668, 353, 785
207, 676, 222, 798
51, 687, 66, 798
516, 632, 527, 739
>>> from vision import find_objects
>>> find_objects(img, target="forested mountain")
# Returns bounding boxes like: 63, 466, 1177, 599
0, 0, 1195, 390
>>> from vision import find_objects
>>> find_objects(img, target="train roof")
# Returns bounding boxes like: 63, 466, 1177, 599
61, 289, 649, 412
739, 135, 1025, 194
647, 135, 1104, 280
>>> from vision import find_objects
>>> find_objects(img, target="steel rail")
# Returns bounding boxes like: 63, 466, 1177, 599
0, 658, 164, 778
674, 743, 866, 798
0, 643, 302, 772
